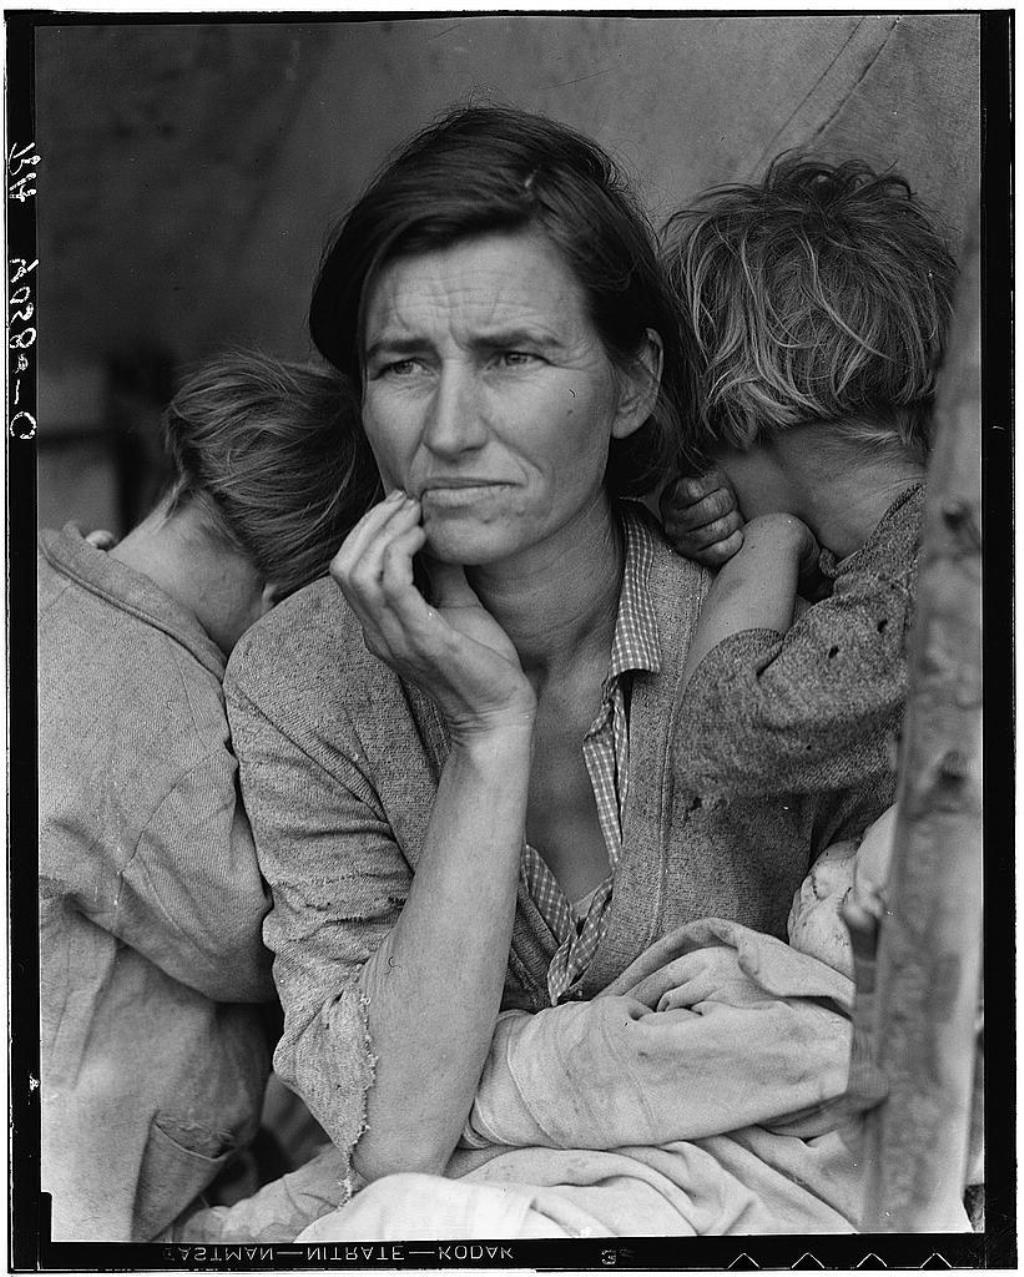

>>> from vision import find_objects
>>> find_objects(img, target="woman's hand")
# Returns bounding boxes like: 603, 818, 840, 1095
660, 468, 744, 568
330, 489, 535, 1181
331, 490, 536, 738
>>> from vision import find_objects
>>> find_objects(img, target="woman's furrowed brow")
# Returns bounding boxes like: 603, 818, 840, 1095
366, 327, 569, 360
470, 326, 567, 352
364, 335, 425, 362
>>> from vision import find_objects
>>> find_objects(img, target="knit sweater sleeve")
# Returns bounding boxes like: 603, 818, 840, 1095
224, 631, 412, 1190
676, 504, 920, 798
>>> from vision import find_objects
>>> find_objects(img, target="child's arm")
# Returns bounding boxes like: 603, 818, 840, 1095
676, 495, 921, 800
681, 513, 819, 687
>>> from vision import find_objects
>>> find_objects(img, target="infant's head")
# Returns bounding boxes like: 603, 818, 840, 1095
787, 805, 897, 977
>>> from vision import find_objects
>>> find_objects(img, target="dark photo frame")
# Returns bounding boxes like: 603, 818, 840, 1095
8, 7, 1013, 1271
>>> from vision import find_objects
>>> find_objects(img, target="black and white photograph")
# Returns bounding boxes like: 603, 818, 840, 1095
8, 7, 1012, 1271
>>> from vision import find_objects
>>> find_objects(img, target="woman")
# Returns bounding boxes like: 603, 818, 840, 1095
38, 352, 374, 1240
221, 107, 893, 1233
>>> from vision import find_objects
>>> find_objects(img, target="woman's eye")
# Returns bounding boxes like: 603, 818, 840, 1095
497, 351, 539, 369
371, 358, 421, 379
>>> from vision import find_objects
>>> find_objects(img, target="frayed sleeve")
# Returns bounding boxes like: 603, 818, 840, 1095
224, 665, 411, 1181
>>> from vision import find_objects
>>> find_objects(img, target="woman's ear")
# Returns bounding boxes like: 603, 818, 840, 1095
611, 328, 664, 440
260, 581, 282, 615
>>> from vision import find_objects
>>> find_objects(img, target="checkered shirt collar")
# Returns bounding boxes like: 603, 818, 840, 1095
606, 503, 661, 685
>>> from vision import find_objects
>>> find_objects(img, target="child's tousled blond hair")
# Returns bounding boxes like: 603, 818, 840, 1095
663, 155, 957, 468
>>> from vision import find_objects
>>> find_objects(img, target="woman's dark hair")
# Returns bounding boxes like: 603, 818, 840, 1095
309, 105, 691, 497
164, 351, 380, 597
661, 154, 957, 466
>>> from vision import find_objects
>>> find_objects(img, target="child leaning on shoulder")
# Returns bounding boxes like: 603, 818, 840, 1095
38, 351, 377, 1241
659, 155, 957, 911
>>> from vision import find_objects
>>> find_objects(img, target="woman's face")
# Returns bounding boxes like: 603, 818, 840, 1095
361, 228, 650, 566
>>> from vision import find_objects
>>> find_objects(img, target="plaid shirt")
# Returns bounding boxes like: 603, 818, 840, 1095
520, 506, 661, 1004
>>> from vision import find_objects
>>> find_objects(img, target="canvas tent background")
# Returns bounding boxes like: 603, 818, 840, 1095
857, 212, 985, 1232
35, 12, 980, 535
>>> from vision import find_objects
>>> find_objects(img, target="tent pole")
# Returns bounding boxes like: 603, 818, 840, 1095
859, 205, 984, 1232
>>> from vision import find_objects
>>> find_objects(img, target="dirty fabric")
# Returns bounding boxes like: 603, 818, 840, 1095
38, 524, 276, 1241
460, 918, 855, 1153
676, 486, 923, 801
186, 921, 972, 1239
292, 920, 878, 1239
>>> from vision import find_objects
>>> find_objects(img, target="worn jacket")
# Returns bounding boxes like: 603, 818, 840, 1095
678, 485, 923, 797
38, 524, 276, 1241
224, 505, 890, 1185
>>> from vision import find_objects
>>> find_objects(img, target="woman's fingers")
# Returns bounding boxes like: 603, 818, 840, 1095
380, 528, 427, 594
331, 488, 409, 578
423, 558, 481, 610
330, 494, 427, 653
327, 491, 533, 727
333, 496, 420, 592
420, 559, 523, 669
333, 495, 473, 668
376, 525, 437, 641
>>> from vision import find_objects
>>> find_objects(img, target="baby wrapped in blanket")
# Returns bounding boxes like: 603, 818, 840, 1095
287, 810, 926, 1240
445, 807, 896, 1159
184, 807, 964, 1242
786, 804, 895, 978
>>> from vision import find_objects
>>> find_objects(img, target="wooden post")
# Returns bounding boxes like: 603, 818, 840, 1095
859, 207, 984, 1231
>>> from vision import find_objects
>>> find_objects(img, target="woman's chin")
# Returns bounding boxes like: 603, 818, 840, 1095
423, 532, 504, 567
422, 515, 516, 567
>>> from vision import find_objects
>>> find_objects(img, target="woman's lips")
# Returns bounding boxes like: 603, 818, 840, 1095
419, 480, 512, 504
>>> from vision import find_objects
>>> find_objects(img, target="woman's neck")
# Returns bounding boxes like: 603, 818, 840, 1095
110, 499, 269, 654
463, 491, 624, 689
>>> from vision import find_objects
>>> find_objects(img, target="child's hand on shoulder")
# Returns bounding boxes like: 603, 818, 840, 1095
660, 467, 744, 568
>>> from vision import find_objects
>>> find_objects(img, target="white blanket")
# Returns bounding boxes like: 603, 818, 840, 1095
188, 921, 970, 1240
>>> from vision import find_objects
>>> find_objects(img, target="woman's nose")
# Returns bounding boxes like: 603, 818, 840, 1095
422, 364, 487, 457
